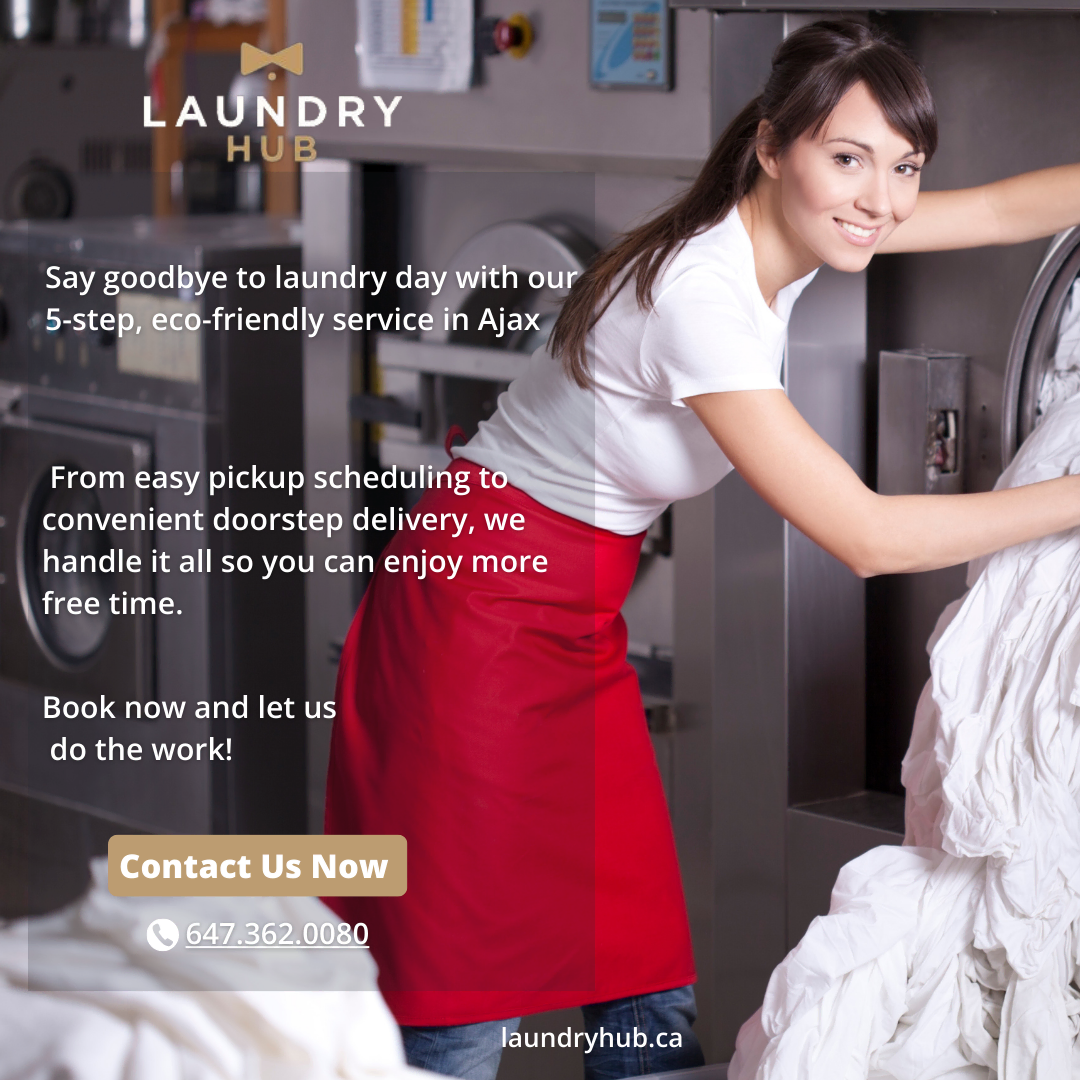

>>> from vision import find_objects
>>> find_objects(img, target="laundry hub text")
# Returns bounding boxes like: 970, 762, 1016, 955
143, 94, 402, 162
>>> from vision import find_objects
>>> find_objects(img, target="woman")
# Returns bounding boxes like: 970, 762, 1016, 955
326, 20, 1080, 1080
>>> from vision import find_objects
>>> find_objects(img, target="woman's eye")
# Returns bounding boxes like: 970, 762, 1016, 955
834, 153, 858, 168
896, 162, 922, 177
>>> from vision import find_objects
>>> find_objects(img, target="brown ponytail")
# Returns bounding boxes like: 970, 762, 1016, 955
550, 20, 937, 388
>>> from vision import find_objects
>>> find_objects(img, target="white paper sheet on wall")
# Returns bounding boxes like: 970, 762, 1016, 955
357, 0, 474, 92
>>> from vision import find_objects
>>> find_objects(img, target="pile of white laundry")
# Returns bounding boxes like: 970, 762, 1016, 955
0, 859, 423, 1080
730, 392, 1080, 1079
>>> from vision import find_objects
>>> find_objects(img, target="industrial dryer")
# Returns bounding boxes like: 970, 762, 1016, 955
0, 216, 307, 913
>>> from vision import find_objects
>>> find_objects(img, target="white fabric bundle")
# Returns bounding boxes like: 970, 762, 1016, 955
1038, 279, 1080, 418
731, 391, 1080, 1080
0, 859, 424, 1080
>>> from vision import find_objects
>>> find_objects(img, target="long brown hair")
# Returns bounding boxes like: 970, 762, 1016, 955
550, 20, 937, 388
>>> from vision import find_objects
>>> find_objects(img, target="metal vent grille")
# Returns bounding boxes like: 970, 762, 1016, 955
79, 139, 152, 174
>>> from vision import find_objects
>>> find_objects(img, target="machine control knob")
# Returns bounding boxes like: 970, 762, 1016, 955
5, 158, 74, 220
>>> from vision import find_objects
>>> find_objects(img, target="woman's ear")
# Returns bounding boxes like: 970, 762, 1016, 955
755, 119, 782, 180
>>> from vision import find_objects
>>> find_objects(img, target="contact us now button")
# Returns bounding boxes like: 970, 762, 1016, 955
108, 835, 406, 897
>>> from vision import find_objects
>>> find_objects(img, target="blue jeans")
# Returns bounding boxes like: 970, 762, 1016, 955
402, 984, 705, 1080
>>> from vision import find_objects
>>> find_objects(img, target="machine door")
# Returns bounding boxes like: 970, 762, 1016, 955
1003, 224, 1080, 465
374, 219, 596, 471
0, 416, 152, 701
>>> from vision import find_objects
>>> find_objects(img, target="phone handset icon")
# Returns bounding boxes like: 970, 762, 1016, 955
146, 918, 179, 952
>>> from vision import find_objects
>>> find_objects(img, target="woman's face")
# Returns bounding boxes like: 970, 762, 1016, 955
761, 81, 925, 273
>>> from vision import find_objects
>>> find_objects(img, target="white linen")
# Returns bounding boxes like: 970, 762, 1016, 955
1038, 278, 1080, 418
455, 210, 818, 534
0, 858, 423, 1080
730, 391, 1080, 1080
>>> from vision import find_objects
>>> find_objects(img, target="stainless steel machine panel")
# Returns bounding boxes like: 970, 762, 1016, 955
672, 264, 870, 1061
878, 350, 968, 497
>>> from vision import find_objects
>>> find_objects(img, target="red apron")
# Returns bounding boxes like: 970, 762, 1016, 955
324, 462, 694, 1026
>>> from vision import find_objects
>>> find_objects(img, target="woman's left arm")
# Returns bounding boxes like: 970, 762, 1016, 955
879, 163, 1080, 253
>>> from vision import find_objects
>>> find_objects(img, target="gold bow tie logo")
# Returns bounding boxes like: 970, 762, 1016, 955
240, 41, 304, 78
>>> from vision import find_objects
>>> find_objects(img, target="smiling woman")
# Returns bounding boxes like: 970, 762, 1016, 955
550, 18, 936, 389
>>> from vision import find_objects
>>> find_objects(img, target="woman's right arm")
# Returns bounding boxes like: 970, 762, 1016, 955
685, 388, 1080, 578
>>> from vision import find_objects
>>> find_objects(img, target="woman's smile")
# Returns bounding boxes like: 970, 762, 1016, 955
833, 217, 884, 245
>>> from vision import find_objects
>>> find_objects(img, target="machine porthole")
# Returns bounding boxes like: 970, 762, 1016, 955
20, 463, 113, 668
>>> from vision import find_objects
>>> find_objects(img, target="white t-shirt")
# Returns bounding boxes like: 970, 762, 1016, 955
454, 209, 818, 535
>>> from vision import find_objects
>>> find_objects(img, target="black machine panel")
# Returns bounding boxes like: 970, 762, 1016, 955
0, 216, 307, 845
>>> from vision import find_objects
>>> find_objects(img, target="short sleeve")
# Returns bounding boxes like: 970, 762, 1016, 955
640, 269, 784, 406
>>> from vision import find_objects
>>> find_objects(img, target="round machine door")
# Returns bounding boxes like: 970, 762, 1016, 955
376, 219, 596, 472
423, 218, 597, 351
0, 416, 153, 700
1003, 225, 1080, 466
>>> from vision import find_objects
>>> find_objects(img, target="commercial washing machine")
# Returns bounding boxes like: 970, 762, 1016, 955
879, 225, 1080, 497
1003, 226, 1080, 467
0, 217, 307, 913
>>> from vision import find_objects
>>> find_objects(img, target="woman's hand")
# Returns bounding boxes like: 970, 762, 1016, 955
685, 388, 1080, 577
878, 163, 1080, 253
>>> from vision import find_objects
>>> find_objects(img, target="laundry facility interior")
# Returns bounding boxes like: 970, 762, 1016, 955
1, 0, 1080, 1077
